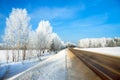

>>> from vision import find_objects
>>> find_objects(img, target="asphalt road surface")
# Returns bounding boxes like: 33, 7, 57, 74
69, 48, 120, 80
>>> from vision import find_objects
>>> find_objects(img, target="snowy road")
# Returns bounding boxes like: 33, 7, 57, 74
9, 49, 102, 80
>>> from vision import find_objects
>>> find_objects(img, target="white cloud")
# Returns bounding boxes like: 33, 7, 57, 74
30, 7, 78, 20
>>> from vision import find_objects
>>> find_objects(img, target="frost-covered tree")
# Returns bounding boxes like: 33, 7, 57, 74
3, 11, 65, 61
27, 30, 36, 49
3, 8, 31, 61
78, 38, 89, 48
35, 20, 64, 56
114, 37, 120, 46
50, 33, 64, 51
35, 20, 52, 59
36, 20, 52, 50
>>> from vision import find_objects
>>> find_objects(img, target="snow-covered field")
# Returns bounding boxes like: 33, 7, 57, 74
9, 49, 67, 80
0, 50, 55, 79
0, 50, 38, 63
0, 60, 38, 79
74, 47, 120, 57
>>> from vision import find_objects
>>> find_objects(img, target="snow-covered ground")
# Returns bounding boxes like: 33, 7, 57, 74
0, 51, 55, 79
74, 47, 120, 57
0, 60, 38, 79
0, 50, 29, 63
0, 50, 55, 63
9, 49, 67, 80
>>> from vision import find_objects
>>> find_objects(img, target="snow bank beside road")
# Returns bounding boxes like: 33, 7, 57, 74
9, 49, 67, 80
74, 47, 120, 57
0, 52, 55, 79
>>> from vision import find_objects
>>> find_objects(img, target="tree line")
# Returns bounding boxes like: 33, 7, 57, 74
2, 8, 65, 63
78, 37, 120, 48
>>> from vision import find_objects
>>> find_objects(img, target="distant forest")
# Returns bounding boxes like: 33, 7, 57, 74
78, 38, 120, 48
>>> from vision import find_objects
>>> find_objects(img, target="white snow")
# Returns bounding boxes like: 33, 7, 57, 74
0, 50, 28, 63
74, 47, 120, 57
8, 49, 67, 80
0, 61, 38, 79
0, 50, 54, 63
0, 51, 55, 79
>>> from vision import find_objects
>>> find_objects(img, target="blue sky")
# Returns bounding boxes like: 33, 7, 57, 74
0, 0, 120, 43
